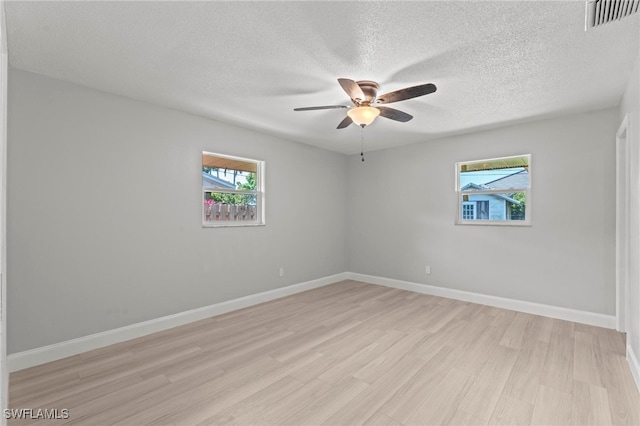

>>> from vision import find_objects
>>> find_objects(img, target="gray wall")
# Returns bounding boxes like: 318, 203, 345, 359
6, 67, 627, 356
7, 69, 348, 353
347, 108, 619, 315
620, 54, 640, 361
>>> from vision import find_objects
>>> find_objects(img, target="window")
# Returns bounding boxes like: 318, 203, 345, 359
455, 154, 531, 225
202, 152, 264, 227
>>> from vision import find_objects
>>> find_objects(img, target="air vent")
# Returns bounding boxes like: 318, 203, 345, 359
586, 0, 639, 29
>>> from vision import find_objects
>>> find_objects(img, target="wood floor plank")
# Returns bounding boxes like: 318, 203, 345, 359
446, 409, 488, 426
166, 358, 294, 425
455, 323, 508, 375
499, 311, 533, 350
65, 375, 172, 425
502, 340, 548, 403
457, 344, 519, 422
317, 329, 405, 385
279, 376, 369, 425
352, 329, 431, 384
12, 373, 146, 423
488, 307, 517, 328
362, 411, 403, 426
424, 303, 469, 333
488, 394, 533, 425
9, 369, 81, 405
571, 380, 613, 426
109, 367, 227, 425
285, 351, 339, 384
237, 378, 333, 425
530, 384, 572, 426
404, 367, 476, 426
573, 330, 603, 386
8, 280, 638, 426
268, 320, 362, 362
540, 321, 575, 394
311, 323, 383, 359
588, 383, 614, 425
197, 375, 305, 425
578, 323, 626, 356
379, 345, 459, 424
198, 328, 297, 372
128, 355, 282, 424
599, 352, 640, 425
322, 355, 428, 425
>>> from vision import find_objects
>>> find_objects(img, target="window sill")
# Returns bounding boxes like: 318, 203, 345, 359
203, 221, 265, 228
455, 220, 531, 227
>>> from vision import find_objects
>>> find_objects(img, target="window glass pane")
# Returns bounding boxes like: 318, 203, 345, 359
460, 155, 529, 172
204, 192, 258, 222
202, 168, 256, 192
460, 192, 526, 221
458, 155, 529, 191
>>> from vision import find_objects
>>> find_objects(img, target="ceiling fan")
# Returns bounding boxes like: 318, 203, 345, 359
293, 78, 437, 129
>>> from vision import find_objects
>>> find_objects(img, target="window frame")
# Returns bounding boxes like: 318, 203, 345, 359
202, 151, 265, 228
455, 154, 531, 226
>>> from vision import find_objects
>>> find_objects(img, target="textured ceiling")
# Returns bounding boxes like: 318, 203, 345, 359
5, 1, 640, 154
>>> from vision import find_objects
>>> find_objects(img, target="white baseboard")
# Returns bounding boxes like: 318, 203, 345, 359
347, 272, 616, 329
628, 344, 640, 393
8, 271, 619, 373
8, 273, 348, 372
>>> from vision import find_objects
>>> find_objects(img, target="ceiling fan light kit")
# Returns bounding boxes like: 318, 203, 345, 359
347, 106, 380, 127
294, 78, 437, 129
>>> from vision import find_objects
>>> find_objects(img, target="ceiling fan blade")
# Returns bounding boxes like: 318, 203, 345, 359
337, 116, 353, 129
338, 78, 366, 102
376, 83, 437, 104
377, 106, 413, 122
293, 105, 348, 111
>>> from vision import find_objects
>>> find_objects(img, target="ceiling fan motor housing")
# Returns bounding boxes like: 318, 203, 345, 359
355, 80, 379, 105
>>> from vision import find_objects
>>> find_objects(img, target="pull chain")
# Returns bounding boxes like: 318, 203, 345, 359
360, 125, 365, 162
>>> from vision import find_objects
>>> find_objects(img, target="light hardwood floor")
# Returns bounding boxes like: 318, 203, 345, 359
8, 280, 640, 425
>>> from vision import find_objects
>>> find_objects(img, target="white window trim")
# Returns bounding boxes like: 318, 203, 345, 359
202, 152, 265, 228
455, 154, 531, 226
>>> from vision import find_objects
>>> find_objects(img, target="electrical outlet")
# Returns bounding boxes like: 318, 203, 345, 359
279, 267, 285, 277
425, 265, 431, 275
